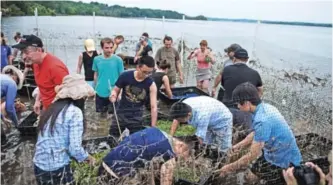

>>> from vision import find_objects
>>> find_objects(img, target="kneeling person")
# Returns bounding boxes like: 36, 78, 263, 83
169, 96, 233, 152
218, 82, 302, 184
100, 127, 191, 185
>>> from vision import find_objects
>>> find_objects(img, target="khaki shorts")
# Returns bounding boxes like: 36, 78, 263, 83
167, 74, 177, 85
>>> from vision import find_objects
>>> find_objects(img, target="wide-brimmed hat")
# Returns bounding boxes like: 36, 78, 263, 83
53, 74, 95, 103
224, 43, 241, 53
2, 65, 24, 90
84, 39, 96, 52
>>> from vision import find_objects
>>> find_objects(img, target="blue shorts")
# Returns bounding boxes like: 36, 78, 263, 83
95, 94, 110, 113
34, 164, 74, 185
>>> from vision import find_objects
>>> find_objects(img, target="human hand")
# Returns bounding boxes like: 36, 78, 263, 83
282, 167, 298, 185
179, 75, 184, 84
211, 88, 216, 97
305, 162, 326, 185
109, 94, 117, 103
86, 155, 96, 166
33, 101, 41, 115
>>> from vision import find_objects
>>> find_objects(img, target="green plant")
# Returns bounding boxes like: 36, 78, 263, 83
157, 120, 196, 136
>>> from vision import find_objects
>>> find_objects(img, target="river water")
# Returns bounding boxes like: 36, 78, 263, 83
1, 16, 332, 185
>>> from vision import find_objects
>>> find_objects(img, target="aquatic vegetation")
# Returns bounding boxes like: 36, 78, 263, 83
157, 120, 196, 136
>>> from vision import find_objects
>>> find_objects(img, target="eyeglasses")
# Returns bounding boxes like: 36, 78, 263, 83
139, 68, 153, 76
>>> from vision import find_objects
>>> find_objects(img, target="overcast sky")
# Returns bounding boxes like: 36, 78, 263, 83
73, 0, 332, 23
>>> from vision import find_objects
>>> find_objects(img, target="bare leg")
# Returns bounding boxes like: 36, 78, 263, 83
201, 79, 210, 94
196, 81, 202, 90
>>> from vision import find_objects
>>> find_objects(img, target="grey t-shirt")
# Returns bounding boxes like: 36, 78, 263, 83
154, 47, 180, 76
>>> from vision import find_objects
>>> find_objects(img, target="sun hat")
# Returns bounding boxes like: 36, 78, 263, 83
224, 43, 241, 53
2, 65, 24, 90
53, 74, 95, 103
84, 39, 96, 52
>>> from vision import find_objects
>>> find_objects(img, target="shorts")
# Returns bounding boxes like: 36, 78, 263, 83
109, 109, 145, 137
86, 81, 95, 88
250, 155, 285, 184
95, 94, 111, 113
167, 74, 176, 85
34, 164, 74, 185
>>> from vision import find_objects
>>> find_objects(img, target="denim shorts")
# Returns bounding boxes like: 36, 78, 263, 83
95, 94, 111, 113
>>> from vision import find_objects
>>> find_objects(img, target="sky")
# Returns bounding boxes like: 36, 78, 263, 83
72, 0, 332, 23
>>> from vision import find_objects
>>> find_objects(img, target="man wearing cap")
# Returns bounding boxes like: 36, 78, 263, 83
212, 43, 241, 100
134, 36, 153, 63
12, 34, 69, 114
135, 32, 152, 54
155, 36, 184, 87
220, 48, 263, 107
77, 39, 99, 88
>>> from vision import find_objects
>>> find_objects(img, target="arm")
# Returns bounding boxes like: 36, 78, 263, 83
154, 48, 161, 63
5, 83, 18, 126
149, 83, 158, 127
76, 53, 83, 74
109, 86, 121, 102
94, 72, 98, 87
232, 132, 254, 151
162, 75, 173, 98
187, 50, 197, 60
92, 58, 98, 87
208, 51, 216, 64
7, 47, 13, 65
68, 107, 89, 162
160, 158, 176, 185
112, 44, 118, 54
170, 119, 180, 136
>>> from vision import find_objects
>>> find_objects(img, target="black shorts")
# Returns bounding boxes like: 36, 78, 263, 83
95, 94, 111, 113
250, 155, 285, 184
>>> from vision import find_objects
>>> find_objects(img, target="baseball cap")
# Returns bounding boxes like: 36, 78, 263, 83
234, 48, 249, 59
224, 43, 241, 53
12, 34, 43, 49
139, 36, 148, 42
84, 39, 95, 52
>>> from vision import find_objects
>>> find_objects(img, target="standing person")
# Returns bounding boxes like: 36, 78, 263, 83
12, 32, 23, 63
169, 96, 233, 152
212, 43, 241, 99
218, 82, 302, 184
220, 48, 262, 108
93, 37, 124, 117
33, 74, 96, 185
134, 36, 153, 63
187, 40, 215, 94
155, 36, 184, 87
12, 34, 69, 114
112, 35, 125, 54
76, 39, 99, 88
1, 32, 13, 71
151, 60, 173, 99
109, 56, 157, 136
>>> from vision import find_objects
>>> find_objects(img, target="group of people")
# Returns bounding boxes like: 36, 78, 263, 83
0, 31, 331, 185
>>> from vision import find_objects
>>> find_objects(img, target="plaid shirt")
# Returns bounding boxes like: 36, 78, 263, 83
33, 104, 88, 171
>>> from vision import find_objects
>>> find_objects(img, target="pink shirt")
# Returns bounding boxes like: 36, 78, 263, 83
190, 49, 215, 69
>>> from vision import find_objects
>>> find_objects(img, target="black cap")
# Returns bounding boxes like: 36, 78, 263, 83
224, 43, 241, 53
234, 48, 249, 59
12, 34, 43, 49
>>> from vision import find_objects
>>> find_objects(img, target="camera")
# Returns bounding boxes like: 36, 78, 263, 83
293, 164, 320, 185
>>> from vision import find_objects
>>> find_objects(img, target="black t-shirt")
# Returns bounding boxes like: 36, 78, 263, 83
82, 51, 98, 81
116, 70, 153, 112
140, 45, 153, 57
221, 63, 262, 105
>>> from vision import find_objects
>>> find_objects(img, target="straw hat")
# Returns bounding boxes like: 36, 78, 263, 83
53, 74, 95, 103
84, 39, 96, 52
2, 65, 24, 90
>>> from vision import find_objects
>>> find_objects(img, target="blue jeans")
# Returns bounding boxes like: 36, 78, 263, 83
205, 124, 232, 152
34, 164, 74, 185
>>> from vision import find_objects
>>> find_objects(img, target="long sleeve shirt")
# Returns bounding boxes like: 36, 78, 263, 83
33, 103, 88, 171
0, 74, 18, 126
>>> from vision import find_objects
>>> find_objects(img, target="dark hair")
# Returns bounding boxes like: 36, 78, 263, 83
142, 32, 149, 37
156, 60, 170, 70
232, 82, 261, 106
38, 98, 86, 136
115, 35, 124, 40
100, 37, 113, 48
163, 36, 173, 43
4, 69, 19, 85
14, 32, 21, 40
170, 102, 192, 120
1, 32, 6, 46
138, 55, 155, 68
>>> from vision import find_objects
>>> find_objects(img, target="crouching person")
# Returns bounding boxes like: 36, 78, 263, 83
33, 74, 96, 185
169, 96, 233, 152
99, 127, 192, 185
218, 82, 302, 184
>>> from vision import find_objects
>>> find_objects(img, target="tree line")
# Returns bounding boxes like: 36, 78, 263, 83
1, 1, 207, 20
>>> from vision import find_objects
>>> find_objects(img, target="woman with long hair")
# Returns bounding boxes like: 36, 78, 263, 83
33, 74, 96, 185
187, 40, 215, 94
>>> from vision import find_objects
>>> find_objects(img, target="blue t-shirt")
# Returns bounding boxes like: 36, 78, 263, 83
92, 54, 124, 97
102, 127, 175, 176
252, 103, 302, 168
1, 45, 11, 71
0, 74, 18, 126
115, 70, 153, 112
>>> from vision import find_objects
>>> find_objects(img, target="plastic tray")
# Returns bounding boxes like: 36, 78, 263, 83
158, 86, 209, 105
17, 111, 38, 136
